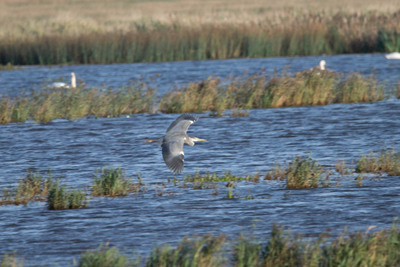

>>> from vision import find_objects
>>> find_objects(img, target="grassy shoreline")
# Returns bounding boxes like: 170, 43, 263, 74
1, 0, 400, 65
2, 11, 400, 65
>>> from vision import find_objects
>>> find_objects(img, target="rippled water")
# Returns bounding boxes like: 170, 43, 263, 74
0, 54, 400, 266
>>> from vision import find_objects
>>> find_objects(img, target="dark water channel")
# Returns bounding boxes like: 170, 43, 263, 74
0, 54, 400, 266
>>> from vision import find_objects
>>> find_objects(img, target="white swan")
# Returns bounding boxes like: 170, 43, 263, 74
319, 60, 326, 70
385, 52, 400, 60
52, 72, 76, 88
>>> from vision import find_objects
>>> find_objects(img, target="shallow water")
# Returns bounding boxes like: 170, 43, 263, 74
0, 54, 400, 266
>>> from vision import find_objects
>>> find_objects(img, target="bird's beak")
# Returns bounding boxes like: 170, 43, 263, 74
193, 137, 207, 142
144, 140, 158, 143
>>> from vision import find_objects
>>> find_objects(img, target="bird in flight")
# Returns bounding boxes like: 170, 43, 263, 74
145, 113, 206, 174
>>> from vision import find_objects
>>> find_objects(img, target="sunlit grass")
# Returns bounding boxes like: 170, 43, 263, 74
356, 149, 400, 176
91, 167, 143, 197
265, 156, 330, 189
159, 70, 386, 114
78, 243, 139, 267
0, 171, 52, 205
4, 223, 400, 266
0, 83, 156, 124
47, 180, 88, 210
146, 234, 227, 267
2, 9, 400, 64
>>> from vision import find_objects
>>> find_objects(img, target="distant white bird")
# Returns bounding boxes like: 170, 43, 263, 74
385, 52, 400, 60
52, 72, 76, 88
319, 60, 326, 70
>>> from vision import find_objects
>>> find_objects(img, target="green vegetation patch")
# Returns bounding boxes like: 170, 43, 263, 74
47, 180, 88, 210
159, 70, 386, 114
78, 243, 139, 267
266, 156, 330, 189
0, 171, 52, 205
356, 149, 400, 176
91, 167, 142, 197
3, 11, 400, 65
0, 84, 155, 124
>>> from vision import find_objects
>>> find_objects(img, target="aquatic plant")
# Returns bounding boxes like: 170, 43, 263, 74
0, 252, 24, 267
159, 70, 386, 114
78, 243, 139, 267
0, 171, 52, 205
47, 180, 88, 210
265, 156, 329, 189
356, 149, 400, 176
0, 84, 155, 124
146, 234, 227, 267
91, 167, 133, 197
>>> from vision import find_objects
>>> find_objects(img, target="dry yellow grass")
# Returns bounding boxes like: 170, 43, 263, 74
1, 0, 400, 38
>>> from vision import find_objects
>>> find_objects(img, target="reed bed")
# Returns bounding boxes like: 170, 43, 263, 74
0, 171, 52, 205
0, 68, 388, 124
265, 156, 331, 189
0, 84, 155, 124
160, 69, 385, 114
3, 224, 400, 266
2, 10, 400, 65
356, 148, 400, 176
2, 223, 386, 266
47, 180, 88, 210
91, 167, 142, 197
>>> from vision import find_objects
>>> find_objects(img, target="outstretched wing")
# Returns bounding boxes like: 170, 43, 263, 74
166, 113, 198, 135
162, 138, 185, 174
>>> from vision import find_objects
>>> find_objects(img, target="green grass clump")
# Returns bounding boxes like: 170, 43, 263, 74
146, 234, 227, 267
78, 243, 138, 267
3, 11, 400, 65
0, 253, 24, 267
266, 156, 329, 189
286, 156, 328, 189
159, 70, 386, 114
0, 171, 52, 205
91, 167, 133, 197
356, 149, 400, 176
47, 180, 88, 210
0, 84, 155, 124
184, 171, 259, 183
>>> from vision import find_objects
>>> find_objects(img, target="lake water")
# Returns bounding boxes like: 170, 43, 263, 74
0, 54, 399, 266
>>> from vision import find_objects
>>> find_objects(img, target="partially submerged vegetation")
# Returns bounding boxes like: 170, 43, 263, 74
1, 148, 398, 208
266, 156, 330, 189
0, 84, 155, 124
0, 171, 52, 205
1, 69, 393, 124
159, 70, 386, 114
47, 180, 88, 210
92, 167, 143, 197
356, 148, 400, 176
4, 223, 400, 266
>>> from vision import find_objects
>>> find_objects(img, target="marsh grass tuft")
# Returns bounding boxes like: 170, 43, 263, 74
0, 252, 24, 267
47, 180, 88, 210
160, 70, 386, 114
146, 234, 227, 267
266, 156, 329, 189
356, 149, 400, 176
0, 171, 52, 205
77, 223, 400, 267
0, 83, 155, 124
92, 167, 133, 197
78, 243, 139, 267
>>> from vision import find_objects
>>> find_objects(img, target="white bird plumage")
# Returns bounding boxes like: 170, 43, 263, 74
52, 72, 76, 88
385, 52, 400, 60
